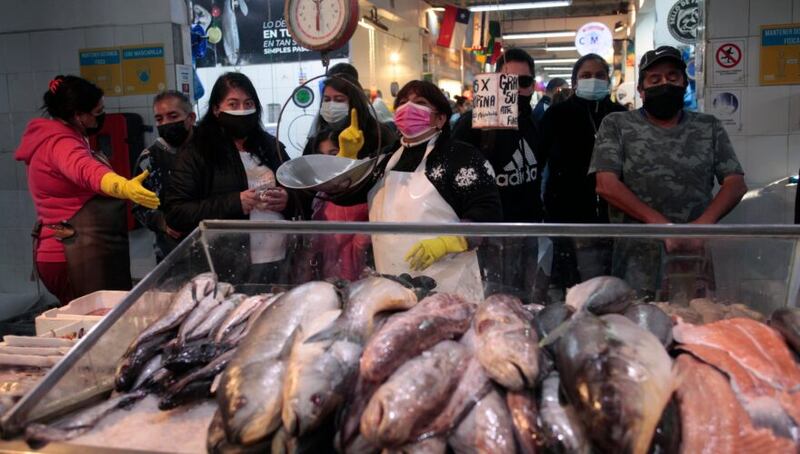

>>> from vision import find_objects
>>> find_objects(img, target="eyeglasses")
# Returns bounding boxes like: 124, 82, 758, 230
518, 75, 534, 88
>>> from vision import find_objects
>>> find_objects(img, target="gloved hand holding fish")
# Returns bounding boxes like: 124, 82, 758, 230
21, 273, 800, 454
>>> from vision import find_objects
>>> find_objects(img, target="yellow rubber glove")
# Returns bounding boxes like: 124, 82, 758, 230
404, 236, 468, 271
336, 108, 364, 159
100, 171, 160, 209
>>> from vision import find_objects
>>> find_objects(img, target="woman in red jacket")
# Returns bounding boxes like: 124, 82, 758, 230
15, 75, 159, 305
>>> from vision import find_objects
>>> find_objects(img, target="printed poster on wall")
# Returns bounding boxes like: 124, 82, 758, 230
121, 44, 167, 95
191, 0, 348, 67
471, 73, 518, 130
79, 48, 123, 96
708, 89, 742, 134
711, 39, 746, 86
760, 23, 800, 85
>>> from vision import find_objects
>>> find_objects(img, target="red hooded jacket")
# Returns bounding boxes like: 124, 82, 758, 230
15, 118, 111, 262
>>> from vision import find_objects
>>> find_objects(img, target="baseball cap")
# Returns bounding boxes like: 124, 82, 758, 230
639, 46, 686, 73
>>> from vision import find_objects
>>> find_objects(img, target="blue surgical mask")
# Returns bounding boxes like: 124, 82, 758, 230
576, 78, 610, 101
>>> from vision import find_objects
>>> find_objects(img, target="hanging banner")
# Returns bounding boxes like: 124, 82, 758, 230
191, 0, 348, 67
709, 89, 743, 133
760, 23, 800, 85
471, 73, 518, 130
79, 47, 123, 96
711, 39, 746, 86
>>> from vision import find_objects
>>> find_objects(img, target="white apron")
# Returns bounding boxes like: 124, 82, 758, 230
368, 135, 483, 302
240, 152, 287, 264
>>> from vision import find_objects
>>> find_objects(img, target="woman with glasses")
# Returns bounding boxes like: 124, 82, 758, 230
338, 80, 501, 300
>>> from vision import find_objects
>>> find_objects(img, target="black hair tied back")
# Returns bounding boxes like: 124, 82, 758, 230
42, 75, 104, 121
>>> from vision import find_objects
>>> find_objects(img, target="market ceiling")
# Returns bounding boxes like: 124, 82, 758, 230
422, 0, 629, 20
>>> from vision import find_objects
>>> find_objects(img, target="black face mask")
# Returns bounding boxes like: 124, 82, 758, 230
218, 111, 259, 139
157, 120, 191, 147
518, 94, 533, 118
84, 112, 106, 136
643, 84, 686, 120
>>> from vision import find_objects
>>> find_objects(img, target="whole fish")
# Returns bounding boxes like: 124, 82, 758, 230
188, 294, 244, 341
115, 330, 174, 391
565, 275, 635, 314
207, 409, 270, 454
163, 340, 226, 373
507, 390, 541, 454
448, 389, 515, 454
217, 281, 341, 446
539, 372, 589, 454
534, 303, 574, 356
159, 349, 236, 410
282, 310, 346, 435
132, 353, 163, 391
131, 272, 216, 347
623, 303, 674, 347
474, 294, 539, 390
25, 390, 146, 449
213, 293, 276, 344
335, 377, 381, 454
360, 293, 475, 382
361, 340, 467, 447
412, 329, 491, 440
556, 314, 674, 454
770, 307, 800, 355
177, 282, 234, 346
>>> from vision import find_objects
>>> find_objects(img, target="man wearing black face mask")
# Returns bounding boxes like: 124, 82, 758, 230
133, 90, 196, 262
453, 48, 544, 303
590, 46, 747, 300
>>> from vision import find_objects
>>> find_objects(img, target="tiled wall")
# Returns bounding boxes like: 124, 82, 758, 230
706, 0, 800, 225
0, 0, 188, 305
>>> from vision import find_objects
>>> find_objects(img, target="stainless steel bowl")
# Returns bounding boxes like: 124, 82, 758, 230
276, 154, 379, 194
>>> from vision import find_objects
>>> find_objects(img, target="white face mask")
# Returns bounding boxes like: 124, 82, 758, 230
575, 78, 610, 101
320, 101, 349, 126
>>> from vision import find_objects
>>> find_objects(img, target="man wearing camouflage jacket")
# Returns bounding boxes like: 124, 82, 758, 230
589, 46, 747, 300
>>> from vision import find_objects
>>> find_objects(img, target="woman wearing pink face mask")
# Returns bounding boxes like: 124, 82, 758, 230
337, 80, 501, 300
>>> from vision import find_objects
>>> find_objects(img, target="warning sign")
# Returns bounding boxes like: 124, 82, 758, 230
712, 39, 746, 86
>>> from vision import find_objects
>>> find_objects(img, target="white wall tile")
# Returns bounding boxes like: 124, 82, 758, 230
29, 31, 60, 72
743, 135, 789, 186
114, 26, 144, 47
789, 86, 800, 134
170, 0, 190, 24
0, 152, 17, 191
749, 0, 792, 36
0, 75, 8, 115
118, 95, 151, 110
33, 71, 59, 99
743, 86, 790, 135
0, 191, 20, 228
2, 34, 32, 74
796, 0, 800, 21
708, 0, 750, 39
11, 112, 39, 145
0, 114, 14, 153
7, 73, 37, 114
16, 160, 28, 191
141, 23, 175, 63
788, 134, 800, 176
57, 29, 86, 71
746, 36, 760, 87
84, 26, 115, 49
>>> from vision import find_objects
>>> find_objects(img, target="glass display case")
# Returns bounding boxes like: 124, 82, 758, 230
1, 220, 798, 448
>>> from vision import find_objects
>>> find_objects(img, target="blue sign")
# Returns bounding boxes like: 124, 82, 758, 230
762, 26, 800, 46
122, 47, 165, 59
79, 49, 120, 66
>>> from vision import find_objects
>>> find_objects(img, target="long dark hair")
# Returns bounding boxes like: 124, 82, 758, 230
571, 54, 610, 86
42, 75, 103, 121
303, 127, 340, 156
394, 80, 453, 140
194, 72, 283, 169
318, 75, 383, 156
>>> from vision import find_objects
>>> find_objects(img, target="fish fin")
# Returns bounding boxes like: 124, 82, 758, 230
538, 317, 576, 348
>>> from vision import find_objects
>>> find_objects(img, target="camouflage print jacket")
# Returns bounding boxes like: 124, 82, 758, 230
589, 109, 744, 223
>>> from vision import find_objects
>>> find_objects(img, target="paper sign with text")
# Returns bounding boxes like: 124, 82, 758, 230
471, 73, 518, 130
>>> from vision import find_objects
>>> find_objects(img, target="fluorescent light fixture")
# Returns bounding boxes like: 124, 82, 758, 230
427, 7, 445, 12
537, 58, 579, 64
546, 45, 577, 51
358, 18, 375, 30
543, 66, 573, 70
504, 31, 576, 40
470, 1, 571, 12
547, 74, 572, 78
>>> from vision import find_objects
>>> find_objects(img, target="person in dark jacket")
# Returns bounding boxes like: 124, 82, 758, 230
452, 48, 543, 302
166, 72, 293, 284
539, 53, 627, 290
336, 80, 502, 301
133, 90, 196, 262
532, 77, 568, 124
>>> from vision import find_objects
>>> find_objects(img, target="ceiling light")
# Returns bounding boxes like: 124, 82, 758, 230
543, 66, 572, 70
469, 1, 571, 12
614, 21, 625, 32
504, 31, 576, 40
546, 45, 577, 51
547, 73, 572, 78
427, 7, 445, 12
537, 58, 579, 64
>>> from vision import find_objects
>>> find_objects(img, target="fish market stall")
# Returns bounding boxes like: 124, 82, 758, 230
0, 221, 798, 453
